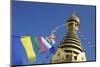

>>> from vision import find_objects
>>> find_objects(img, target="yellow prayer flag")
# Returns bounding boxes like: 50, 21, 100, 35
21, 36, 36, 64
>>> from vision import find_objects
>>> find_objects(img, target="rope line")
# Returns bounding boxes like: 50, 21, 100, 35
78, 30, 95, 48
51, 23, 66, 34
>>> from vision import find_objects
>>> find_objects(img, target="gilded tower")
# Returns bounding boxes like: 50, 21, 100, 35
51, 13, 86, 63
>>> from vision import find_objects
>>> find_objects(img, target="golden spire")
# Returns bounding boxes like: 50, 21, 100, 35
72, 11, 76, 16
67, 11, 80, 27
51, 12, 86, 63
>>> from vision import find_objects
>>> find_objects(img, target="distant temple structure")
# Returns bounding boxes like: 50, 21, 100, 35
51, 12, 86, 63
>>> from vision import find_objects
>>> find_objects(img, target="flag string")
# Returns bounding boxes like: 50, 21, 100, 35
78, 30, 95, 48
51, 23, 66, 34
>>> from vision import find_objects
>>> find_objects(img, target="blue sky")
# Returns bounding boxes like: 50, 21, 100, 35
12, 1, 96, 65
